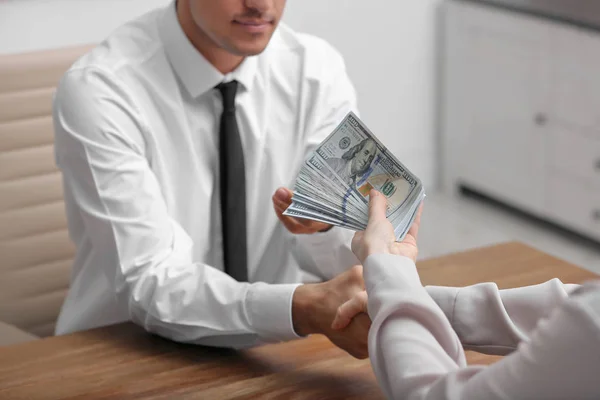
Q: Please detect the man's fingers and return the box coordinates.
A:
[272,187,332,233]
[281,216,309,233]
[272,199,288,218]
[273,199,329,231]
[273,195,314,227]
[276,211,326,234]
[368,190,387,222]
[273,202,309,233]
[273,198,305,225]
[291,213,322,228]
[272,197,291,213]
[272,188,293,218]
[331,303,354,330]
[331,291,368,330]
[343,312,371,359]
[277,211,316,234]
[273,187,293,206]
[277,208,321,232]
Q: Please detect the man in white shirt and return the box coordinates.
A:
[53,0,370,358]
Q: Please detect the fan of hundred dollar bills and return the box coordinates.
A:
[284,112,425,241]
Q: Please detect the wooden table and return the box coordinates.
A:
[0,242,596,399]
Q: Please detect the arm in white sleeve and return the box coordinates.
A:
[291,41,360,280]
[53,67,299,348]
[365,254,600,399]
[426,279,580,355]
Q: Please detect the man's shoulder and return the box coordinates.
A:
[267,23,347,79]
[54,7,167,134]
[67,8,165,79]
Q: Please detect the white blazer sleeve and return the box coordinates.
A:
[364,254,600,400]
[426,279,580,355]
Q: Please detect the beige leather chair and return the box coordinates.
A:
[0,45,92,346]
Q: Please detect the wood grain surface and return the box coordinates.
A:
[0,242,596,399]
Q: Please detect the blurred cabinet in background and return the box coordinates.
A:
[441,0,600,241]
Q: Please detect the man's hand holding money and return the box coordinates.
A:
[272,187,332,233]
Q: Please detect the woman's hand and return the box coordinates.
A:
[332,190,423,331]
[351,190,422,264]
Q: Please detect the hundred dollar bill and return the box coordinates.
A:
[304,154,369,217]
[283,111,425,241]
[314,112,421,218]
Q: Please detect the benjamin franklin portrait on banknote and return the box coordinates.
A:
[324,138,378,187]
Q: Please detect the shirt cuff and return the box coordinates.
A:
[425,286,461,325]
[246,282,302,342]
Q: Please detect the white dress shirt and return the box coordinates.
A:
[365,254,600,399]
[52,1,359,347]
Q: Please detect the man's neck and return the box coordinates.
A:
[176,3,244,74]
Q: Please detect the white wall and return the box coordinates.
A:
[284,0,442,188]
[0,0,441,186]
[0,0,170,54]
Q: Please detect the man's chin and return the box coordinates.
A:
[226,37,273,57]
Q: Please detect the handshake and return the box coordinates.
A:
[275,187,422,359]
[291,264,372,359]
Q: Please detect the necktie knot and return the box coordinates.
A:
[217,80,238,113]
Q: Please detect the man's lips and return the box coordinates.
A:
[233,19,273,33]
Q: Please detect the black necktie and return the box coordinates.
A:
[217,81,248,282]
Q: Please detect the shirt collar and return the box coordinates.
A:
[159,1,258,98]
